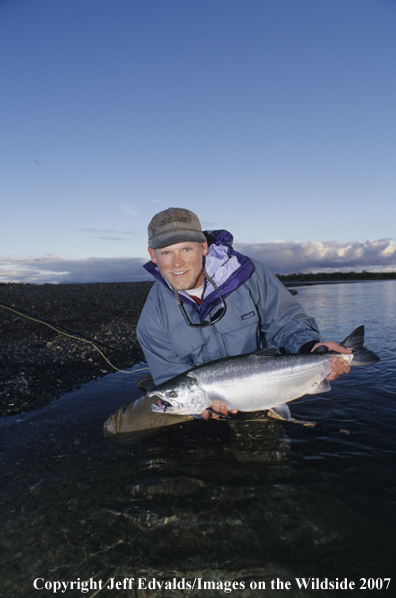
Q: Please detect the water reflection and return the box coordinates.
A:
[1,282,396,597]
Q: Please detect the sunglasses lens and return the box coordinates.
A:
[176,270,227,328]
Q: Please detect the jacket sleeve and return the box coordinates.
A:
[248,260,322,354]
[136,288,192,385]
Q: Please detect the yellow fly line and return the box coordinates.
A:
[0,302,149,375]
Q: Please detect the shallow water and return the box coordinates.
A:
[1,281,395,597]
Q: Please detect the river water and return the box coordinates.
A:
[1,281,395,597]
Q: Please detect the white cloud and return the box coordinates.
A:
[118,204,138,216]
[234,238,396,274]
[1,238,395,284]
[81,228,136,236]
[0,255,149,284]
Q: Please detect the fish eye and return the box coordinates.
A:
[165,390,177,398]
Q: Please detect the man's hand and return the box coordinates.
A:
[312,341,352,381]
[202,399,238,420]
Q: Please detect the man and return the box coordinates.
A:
[137,207,350,419]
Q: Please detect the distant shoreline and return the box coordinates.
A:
[2,271,395,288]
[283,279,395,287]
[277,271,396,285]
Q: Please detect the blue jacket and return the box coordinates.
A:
[137,230,321,385]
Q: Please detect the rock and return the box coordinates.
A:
[0,282,153,417]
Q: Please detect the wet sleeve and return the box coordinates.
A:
[136,294,191,386]
[299,339,319,354]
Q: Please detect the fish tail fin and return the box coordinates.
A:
[341,326,381,365]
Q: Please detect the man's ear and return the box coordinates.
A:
[148,247,157,264]
[201,241,208,256]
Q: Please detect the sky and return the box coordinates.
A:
[1,0,396,283]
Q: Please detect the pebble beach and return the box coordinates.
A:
[0,282,153,417]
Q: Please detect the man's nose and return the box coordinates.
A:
[172,252,184,267]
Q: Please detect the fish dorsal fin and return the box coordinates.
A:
[252,347,281,357]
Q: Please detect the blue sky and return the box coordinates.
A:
[1,0,396,283]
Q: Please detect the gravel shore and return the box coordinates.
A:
[0,282,153,417]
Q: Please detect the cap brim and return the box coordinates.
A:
[149,230,206,249]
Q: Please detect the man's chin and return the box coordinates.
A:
[170,280,193,291]
[167,275,193,291]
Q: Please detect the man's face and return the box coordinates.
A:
[148,241,208,291]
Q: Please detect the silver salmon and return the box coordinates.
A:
[148,326,380,419]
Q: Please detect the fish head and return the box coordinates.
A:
[148,374,209,415]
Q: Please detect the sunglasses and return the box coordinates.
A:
[173,270,227,328]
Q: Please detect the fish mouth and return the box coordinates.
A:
[150,398,175,413]
[147,389,178,413]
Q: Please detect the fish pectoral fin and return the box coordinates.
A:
[267,404,291,421]
[307,379,332,395]
[268,406,317,428]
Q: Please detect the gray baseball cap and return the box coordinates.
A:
[148,207,206,249]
